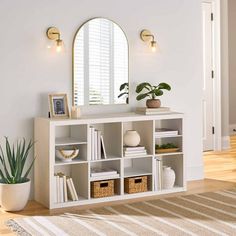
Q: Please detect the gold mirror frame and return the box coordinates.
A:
[72,17,129,106]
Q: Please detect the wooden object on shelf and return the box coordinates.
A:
[156,148,180,154]
[124,176,148,194]
[91,180,114,198]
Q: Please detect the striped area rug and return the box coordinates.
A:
[7,189,236,236]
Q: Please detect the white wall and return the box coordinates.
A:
[228,0,236,130]
[0,0,204,197]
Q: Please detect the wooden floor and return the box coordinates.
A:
[1,137,236,235]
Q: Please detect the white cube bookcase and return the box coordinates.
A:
[34,112,186,209]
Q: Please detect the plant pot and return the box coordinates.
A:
[146,99,161,108]
[0,180,30,211]
[124,130,141,147]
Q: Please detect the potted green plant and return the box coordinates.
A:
[136,82,171,108]
[0,137,35,211]
[118,82,129,104]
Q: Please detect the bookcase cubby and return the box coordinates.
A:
[35,112,186,209]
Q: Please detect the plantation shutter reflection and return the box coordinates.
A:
[73,18,128,106]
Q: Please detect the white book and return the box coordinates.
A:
[63,175,68,202]
[88,127,92,161]
[91,127,95,160]
[59,177,64,203]
[94,130,98,160]
[124,152,147,157]
[101,135,107,159]
[90,174,120,181]
[56,175,60,203]
[53,175,57,203]
[136,107,170,112]
[66,178,76,201]
[124,146,145,151]
[97,130,102,160]
[91,171,118,177]
[70,178,79,201]
[124,150,147,154]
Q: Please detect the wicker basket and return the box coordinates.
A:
[124,176,148,194]
[91,180,114,198]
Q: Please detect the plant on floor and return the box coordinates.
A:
[0,137,35,184]
[136,82,171,108]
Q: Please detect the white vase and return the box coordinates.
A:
[124,130,141,147]
[0,180,31,211]
[163,166,175,189]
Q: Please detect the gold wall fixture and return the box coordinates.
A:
[140,29,157,52]
[46,27,65,53]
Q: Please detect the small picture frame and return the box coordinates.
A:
[49,93,70,119]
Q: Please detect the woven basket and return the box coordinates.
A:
[124,176,148,194]
[91,180,114,198]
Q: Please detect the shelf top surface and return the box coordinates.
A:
[36,112,184,125]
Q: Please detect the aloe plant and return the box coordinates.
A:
[136,82,171,101]
[0,137,35,184]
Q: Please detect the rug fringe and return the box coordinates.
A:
[6,219,31,236]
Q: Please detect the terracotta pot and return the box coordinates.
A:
[146,99,161,108]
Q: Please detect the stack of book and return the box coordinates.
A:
[136,107,171,115]
[155,128,178,138]
[123,146,147,157]
[90,168,119,181]
[53,173,79,203]
[89,127,107,161]
[154,158,163,191]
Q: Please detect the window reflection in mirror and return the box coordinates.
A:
[73,18,129,106]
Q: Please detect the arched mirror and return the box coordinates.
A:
[73,18,129,106]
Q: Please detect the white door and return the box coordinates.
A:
[202,2,214,151]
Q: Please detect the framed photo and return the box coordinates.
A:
[49,93,70,119]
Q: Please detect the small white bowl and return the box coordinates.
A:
[56,148,79,162]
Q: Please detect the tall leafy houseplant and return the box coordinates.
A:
[136,82,171,108]
[0,137,35,211]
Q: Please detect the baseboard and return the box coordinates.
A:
[229,124,236,135]
[187,166,204,181]
[222,136,231,150]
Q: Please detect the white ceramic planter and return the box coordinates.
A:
[0,180,30,211]
[163,166,176,189]
[124,130,141,147]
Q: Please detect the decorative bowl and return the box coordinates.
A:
[56,147,79,162]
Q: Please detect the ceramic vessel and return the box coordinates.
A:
[0,180,30,211]
[124,130,141,147]
[162,166,175,189]
[146,99,161,108]
[56,147,79,162]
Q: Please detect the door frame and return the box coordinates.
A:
[202,0,222,151]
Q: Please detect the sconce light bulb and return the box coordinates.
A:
[151,40,157,52]
[55,39,64,53]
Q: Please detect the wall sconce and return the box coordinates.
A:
[46,27,65,53]
[140,29,157,52]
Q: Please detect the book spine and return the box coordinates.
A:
[88,127,92,161]
[70,178,79,201]
[63,175,68,202]
[59,177,64,203]
[66,178,75,201]
[101,135,107,159]
[91,127,95,161]
[97,130,101,160]
[94,130,98,161]
[56,175,60,203]
[53,175,57,203]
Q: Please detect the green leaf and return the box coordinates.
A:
[119,83,128,91]
[136,82,152,93]
[136,93,151,101]
[158,83,171,91]
[22,157,35,181]
[154,89,164,97]
[118,92,128,98]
